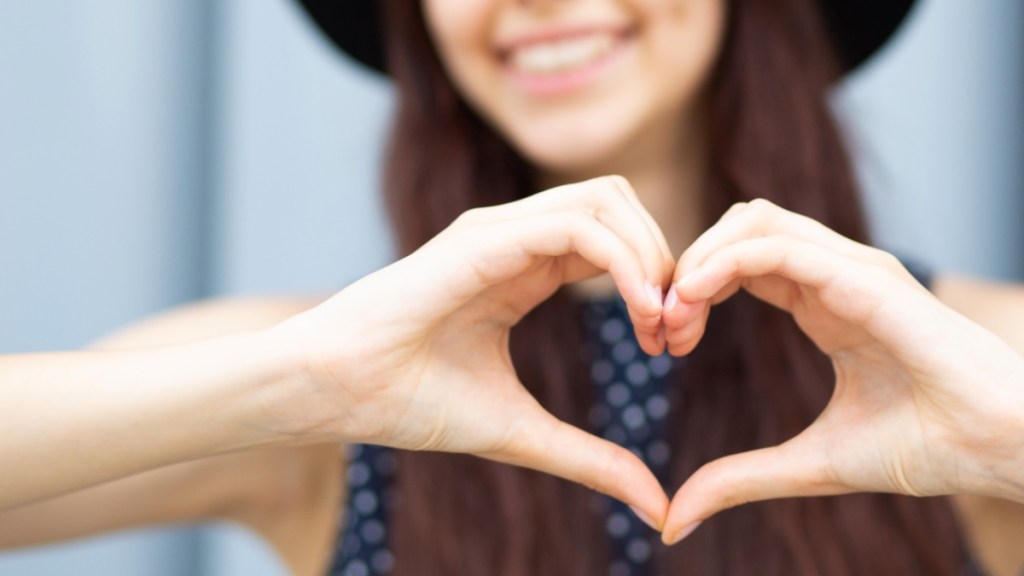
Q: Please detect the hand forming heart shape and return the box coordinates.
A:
[658,199,1024,544]
[272,176,674,529]
[269,177,1024,543]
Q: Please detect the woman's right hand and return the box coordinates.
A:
[266,176,674,527]
[659,200,1024,543]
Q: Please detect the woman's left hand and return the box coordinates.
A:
[266,176,674,526]
[658,200,1024,544]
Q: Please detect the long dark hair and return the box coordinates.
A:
[381,0,968,574]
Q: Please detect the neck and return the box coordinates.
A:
[538,108,708,296]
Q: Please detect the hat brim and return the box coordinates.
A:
[296,0,386,73]
[295,0,916,76]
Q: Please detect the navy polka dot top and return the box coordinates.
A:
[328,262,996,576]
[329,295,682,576]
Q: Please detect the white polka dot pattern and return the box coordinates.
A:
[582,296,683,576]
[330,296,682,575]
[332,444,398,575]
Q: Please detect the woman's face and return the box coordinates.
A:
[422,0,727,175]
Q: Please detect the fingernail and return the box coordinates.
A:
[644,281,662,309]
[667,521,702,545]
[628,505,660,531]
[663,286,679,312]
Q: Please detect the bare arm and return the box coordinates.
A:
[0,299,312,509]
[1,178,677,532]
[0,298,344,576]
[935,276,1024,576]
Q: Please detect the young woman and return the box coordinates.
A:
[303,0,1024,574]
[3,0,1024,575]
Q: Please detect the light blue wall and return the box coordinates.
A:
[838,0,1024,279]
[0,0,1020,574]
[0,0,213,574]
[0,0,391,573]
[0,0,214,353]
[210,0,394,297]
[201,0,392,573]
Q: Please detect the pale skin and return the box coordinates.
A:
[656,202,1024,550]
[0,178,678,571]
[0,299,346,576]
[4,200,1023,576]
[5,0,1024,574]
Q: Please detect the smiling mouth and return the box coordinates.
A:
[500,28,634,77]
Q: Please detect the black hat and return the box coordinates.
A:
[296,0,916,75]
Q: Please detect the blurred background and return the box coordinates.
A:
[0,0,1021,574]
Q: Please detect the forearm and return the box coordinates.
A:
[0,444,330,552]
[0,451,249,549]
[0,330,302,510]
[934,275,1024,503]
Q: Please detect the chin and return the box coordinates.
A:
[512,130,628,178]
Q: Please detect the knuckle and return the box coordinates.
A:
[567,208,597,229]
[560,181,605,213]
[549,181,577,198]
[872,248,903,270]
[746,198,779,223]
[596,448,634,487]
[747,198,776,211]
[454,207,486,226]
[699,462,748,511]
[725,201,749,215]
[594,180,622,207]
[607,175,637,199]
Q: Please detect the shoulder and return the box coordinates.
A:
[933,274,1024,351]
[93,296,324,350]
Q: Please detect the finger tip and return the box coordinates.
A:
[643,280,664,313]
[662,520,703,546]
[663,298,703,326]
[673,276,706,303]
[638,343,654,356]
[662,491,703,544]
[637,336,662,357]
[665,335,697,357]
[602,448,670,531]
[662,283,679,311]
[628,505,662,532]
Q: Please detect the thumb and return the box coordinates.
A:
[661,440,844,544]
[486,411,669,532]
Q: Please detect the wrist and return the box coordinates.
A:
[212,327,331,449]
[246,314,362,446]
[134,329,313,456]
[954,381,1024,503]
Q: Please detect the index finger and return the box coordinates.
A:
[484,409,670,532]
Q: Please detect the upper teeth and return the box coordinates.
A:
[509,34,616,75]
